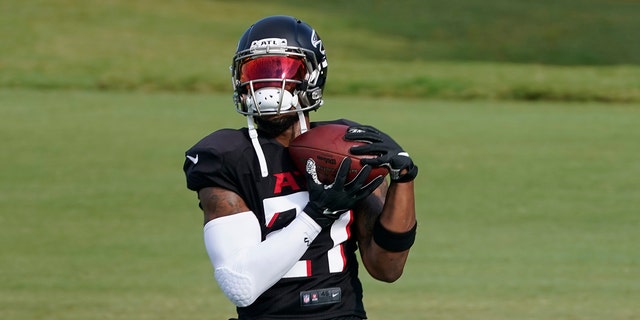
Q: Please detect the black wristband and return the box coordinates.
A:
[373,218,417,252]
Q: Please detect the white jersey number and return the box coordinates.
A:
[262,192,352,278]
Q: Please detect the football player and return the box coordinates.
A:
[183,15,419,320]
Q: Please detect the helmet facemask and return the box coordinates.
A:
[232,42,323,117]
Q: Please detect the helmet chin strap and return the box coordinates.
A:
[297,109,308,134]
[246,92,308,179]
[247,115,269,178]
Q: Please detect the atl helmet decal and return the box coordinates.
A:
[310,30,325,55]
[250,38,288,52]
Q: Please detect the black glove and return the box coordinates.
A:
[345,125,418,183]
[303,157,384,228]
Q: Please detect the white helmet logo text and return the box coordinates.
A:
[250,38,287,52]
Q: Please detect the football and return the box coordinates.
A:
[288,124,388,184]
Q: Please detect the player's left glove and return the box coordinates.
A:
[345,125,418,183]
[303,157,384,228]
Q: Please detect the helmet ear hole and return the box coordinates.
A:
[309,88,323,101]
[298,87,322,109]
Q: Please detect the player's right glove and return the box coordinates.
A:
[303,157,384,228]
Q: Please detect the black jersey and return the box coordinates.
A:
[183,119,367,320]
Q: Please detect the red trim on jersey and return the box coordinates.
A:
[306,260,312,276]
[345,210,354,239]
[341,210,355,271]
[340,244,347,271]
[267,212,280,228]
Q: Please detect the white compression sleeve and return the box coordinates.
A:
[203,211,321,307]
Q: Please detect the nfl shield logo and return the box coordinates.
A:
[303,294,310,304]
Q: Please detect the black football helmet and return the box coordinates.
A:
[231,16,328,116]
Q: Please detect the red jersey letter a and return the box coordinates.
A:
[273,172,301,194]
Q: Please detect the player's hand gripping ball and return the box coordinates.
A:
[288,124,388,184]
[345,125,418,183]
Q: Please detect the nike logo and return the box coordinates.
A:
[186,154,199,164]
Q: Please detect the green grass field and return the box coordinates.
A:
[2,0,640,319]
[1,89,639,319]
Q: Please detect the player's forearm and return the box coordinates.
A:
[379,181,416,232]
[362,181,417,282]
[204,211,321,307]
[363,246,411,282]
